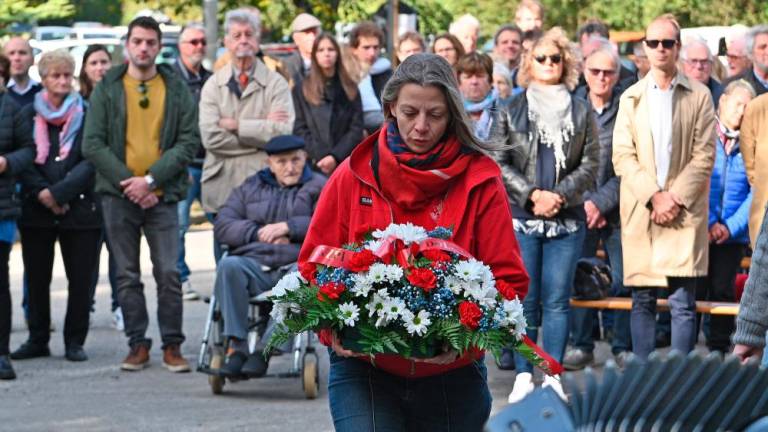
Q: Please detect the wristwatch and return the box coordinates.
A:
[144,174,156,191]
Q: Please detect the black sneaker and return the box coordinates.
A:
[219,351,247,377]
[0,355,16,380]
[10,342,50,360]
[242,351,269,377]
[65,345,88,362]
[496,348,516,371]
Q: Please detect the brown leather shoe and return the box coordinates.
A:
[121,345,149,371]
[162,345,190,373]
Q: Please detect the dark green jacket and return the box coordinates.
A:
[82,63,198,202]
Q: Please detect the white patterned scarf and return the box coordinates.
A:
[526,82,574,182]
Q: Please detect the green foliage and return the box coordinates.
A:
[0,0,75,32]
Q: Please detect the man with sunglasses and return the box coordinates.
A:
[724,25,768,96]
[83,16,199,373]
[613,15,716,361]
[174,23,212,302]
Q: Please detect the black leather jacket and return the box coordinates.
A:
[493,91,599,212]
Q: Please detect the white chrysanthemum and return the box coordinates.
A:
[366,291,388,318]
[270,272,302,297]
[338,302,360,327]
[372,223,428,244]
[270,302,297,324]
[502,298,527,337]
[478,286,499,308]
[367,263,389,284]
[402,309,431,336]
[443,276,465,295]
[364,239,384,252]
[384,265,404,282]
[454,259,485,281]
[349,273,373,297]
[383,298,406,320]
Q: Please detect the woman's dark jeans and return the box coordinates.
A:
[514,223,586,373]
[328,352,492,431]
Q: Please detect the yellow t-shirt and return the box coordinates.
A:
[123,73,166,180]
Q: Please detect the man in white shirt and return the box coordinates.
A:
[3,37,41,107]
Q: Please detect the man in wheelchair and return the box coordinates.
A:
[212,135,326,377]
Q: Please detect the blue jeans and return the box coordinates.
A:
[514,223,586,373]
[177,166,202,283]
[570,225,631,354]
[328,353,492,431]
[631,278,699,360]
[763,332,768,367]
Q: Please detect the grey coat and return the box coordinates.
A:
[214,166,326,268]
[494,91,600,211]
[733,204,768,348]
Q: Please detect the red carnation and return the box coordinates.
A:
[422,249,451,263]
[317,282,346,302]
[299,262,317,284]
[348,249,378,272]
[407,267,438,292]
[458,301,483,329]
[497,280,518,301]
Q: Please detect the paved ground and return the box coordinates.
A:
[0,228,621,431]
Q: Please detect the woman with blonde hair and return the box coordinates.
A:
[495,28,599,402]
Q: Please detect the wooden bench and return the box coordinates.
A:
[570,297,740,316]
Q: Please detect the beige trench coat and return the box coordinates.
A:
[612,74,716,287]
[199,60,295,213]
[738,92,768,248]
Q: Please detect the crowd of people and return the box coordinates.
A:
[1,0,768,429]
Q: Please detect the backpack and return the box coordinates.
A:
[571,257,613,300]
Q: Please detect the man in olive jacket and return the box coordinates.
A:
[82,17,198,373]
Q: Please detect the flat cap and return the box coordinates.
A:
[291,13,321,33]
[265,135,306,155]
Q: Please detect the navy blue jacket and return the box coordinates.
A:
[709,135,752,244]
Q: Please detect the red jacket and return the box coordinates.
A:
[299,132,529,378]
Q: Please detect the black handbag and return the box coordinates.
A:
[571,257,613,300]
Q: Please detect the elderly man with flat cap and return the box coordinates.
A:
[282,13,322,85]
[212,135,326,378]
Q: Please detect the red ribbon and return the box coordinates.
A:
[522,335,565,376]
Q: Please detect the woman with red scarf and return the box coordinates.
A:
[299,53,529,431]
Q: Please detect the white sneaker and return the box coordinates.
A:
[182,281,200,301]
[111,307,125,332]
[542,374,568,401]
[508,372,535,404]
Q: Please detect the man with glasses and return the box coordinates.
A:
[613,15,716,361]
[83,16,198,373]
[565,40,632,370]
[174,23,212,302]
[681,38,723,106]
[725,33,751,78]
[724,25,768,95]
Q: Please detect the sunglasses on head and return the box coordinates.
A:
[138,82,149,109]
[645,39,678,49]
[184,38,207,47]
[534,53,562,65]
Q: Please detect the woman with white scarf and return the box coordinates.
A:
[10,50,101,365]
[494,28,599,402]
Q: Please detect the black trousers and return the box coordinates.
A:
[0,240,11,355]
[20,226,100,348]
[696,243,745,352]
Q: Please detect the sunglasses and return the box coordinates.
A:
[644,39,678,49]
[184,38,207,47]
[138,82,149,109]
[587,68,616,77]
[534,53,562,65]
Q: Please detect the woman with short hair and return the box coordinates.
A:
[10,50,101,364]
[431,33,466,67]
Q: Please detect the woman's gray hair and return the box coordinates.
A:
[380,53,501,154]
[224,8,261,36]
[746,25,768,60]
[38,49,75,78]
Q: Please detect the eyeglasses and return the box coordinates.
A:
[183,38,207,47]
[587,68,617,77]
[644,39,678,50]
[684,58,711,66]
[534,53,562,64]
[138,82,149,109]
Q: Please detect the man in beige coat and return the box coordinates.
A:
[739,91,768,248]
[199,8,294,234]
[613,15,716,360]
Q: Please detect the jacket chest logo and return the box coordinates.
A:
[360,196,373,206]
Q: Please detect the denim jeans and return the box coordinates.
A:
[514,222,586,373]
[206,212,224,264]
[177,166,202,283]
[764,333,768,368]
[570,225,631,354]
[328,353,492,431]
[631,278,699,360]
[101,195,184,349]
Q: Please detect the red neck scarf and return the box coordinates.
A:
[374,123,474,209]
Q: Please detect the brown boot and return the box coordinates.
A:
[121,345,150,371]
[162,345,190,373]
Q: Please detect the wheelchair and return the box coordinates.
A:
[196,286,320,398]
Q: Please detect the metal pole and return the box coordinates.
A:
[388,0,399,64]
[203,0,218,64]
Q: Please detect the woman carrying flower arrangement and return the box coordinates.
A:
[296,53,530,431]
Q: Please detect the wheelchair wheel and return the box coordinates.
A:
[209,353,225,395]
[302,353,319,399]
